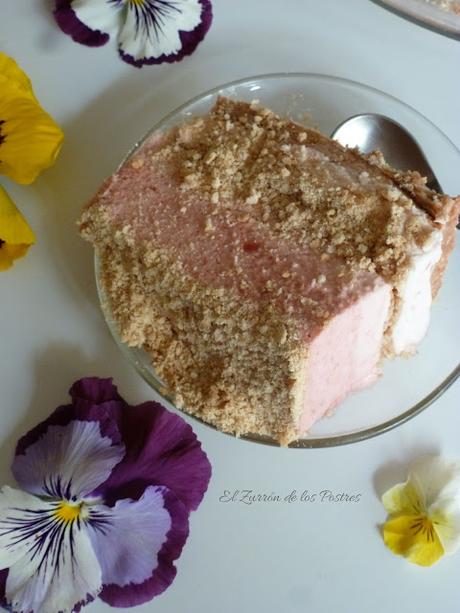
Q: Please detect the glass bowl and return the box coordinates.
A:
[95,73,460,448]
[371,0,460,39]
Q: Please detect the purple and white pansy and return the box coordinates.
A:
[54,0,213,67]
[0,377,212,612]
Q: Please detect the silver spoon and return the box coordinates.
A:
[331,113,443,193]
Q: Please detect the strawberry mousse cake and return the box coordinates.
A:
[80,97,459,444]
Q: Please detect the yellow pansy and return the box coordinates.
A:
[382,455,460,567]
[0,52,63,184]
[0,185,35,271]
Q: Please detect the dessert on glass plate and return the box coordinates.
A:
[80,96,459,445]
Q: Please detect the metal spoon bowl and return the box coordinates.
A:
[331,113,443,193]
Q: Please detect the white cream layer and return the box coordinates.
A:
[392,228,443,354]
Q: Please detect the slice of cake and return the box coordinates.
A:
[80,98,459,444]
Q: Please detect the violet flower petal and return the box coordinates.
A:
[54,0,112,47]
[15,377,124,457]
[118,0,213,68]
[95,400,212,513]
[12,420,125,500]
[0,569,7,610]
[88,485,189,607]
[69,376,123,405]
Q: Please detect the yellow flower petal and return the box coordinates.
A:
[383,514,445,566]
[430,500,460,554]
[0,80,63,184]
[409,455,460,509]
[0,243,30,271]
[0,52,35,97]
[382,480,425,516]
[0,185,35,270]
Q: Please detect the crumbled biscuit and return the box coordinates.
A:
[131,158,144,169]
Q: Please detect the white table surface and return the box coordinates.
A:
[1,1,460,612]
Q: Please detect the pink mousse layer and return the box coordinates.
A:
[100,136,386,337]
[299,283,392,432]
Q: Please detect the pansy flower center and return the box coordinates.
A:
[410,515,437,541]
[0,119,5,145]
[54,501,84,523]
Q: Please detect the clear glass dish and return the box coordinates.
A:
[371,0,460,39]
[95,73,460,448]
